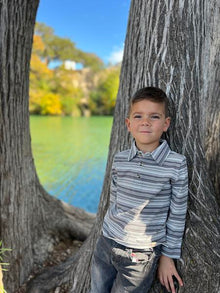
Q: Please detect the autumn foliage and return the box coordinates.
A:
[29,23,120,116]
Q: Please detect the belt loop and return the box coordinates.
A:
[125,247,132,253]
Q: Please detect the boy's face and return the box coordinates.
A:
[125,100,170,153]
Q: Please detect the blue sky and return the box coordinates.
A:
[36,0,131,64]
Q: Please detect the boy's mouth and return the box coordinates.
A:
[140,130,152,133]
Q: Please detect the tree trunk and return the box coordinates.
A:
[0,2,95,292]
[0,0,220,293]
[203,0,220,202]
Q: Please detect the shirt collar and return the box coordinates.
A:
[128,139,170,166]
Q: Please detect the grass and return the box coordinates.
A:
[0,241,11,293]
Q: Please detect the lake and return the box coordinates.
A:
[30,116,113,213]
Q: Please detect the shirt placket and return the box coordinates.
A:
[136,151,150,180]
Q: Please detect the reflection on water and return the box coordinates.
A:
[30,116,113,213]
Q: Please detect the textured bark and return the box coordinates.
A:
[203,1,220,202]
[0,0,220,292]
[0,1,40,291]
[0,2,95,292]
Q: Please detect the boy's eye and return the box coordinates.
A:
[132,114,162,120]
[134,115,142,119]
[150,115,161,120]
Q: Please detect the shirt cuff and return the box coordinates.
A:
[161,245,181,259]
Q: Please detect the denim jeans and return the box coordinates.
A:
[90,234,162,293]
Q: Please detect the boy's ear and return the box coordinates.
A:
[125,118,131,131]
[163,117,171,132]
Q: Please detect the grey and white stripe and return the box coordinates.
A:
[103,140,188,259]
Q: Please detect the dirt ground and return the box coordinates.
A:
[16,239,83,293]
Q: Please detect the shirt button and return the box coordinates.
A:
[139,161,143,166]
[137,174,141,178]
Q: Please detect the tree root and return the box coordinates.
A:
[25,232,97,293]
[15,188,97,293]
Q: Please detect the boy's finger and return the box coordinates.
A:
[168,276,176,293]
[174,272,183,287]
[163,278,170,292]
[159,276,165,286]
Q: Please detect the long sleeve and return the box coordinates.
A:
[109,158,117,206]
[161,157,188,259]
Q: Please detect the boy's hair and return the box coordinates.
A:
[128,87,169,117]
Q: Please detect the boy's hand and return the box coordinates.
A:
[158,255,183,293]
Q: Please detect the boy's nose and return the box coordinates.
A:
[141,117,151,125]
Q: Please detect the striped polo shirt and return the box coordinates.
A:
[102,140,188,259]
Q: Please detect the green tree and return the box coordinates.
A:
[53,67,83,116]
[90,66,120,115]
[35,22,103,70]
[77,51,104,71]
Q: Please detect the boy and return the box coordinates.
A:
[90,87,188,293]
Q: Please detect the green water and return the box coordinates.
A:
[30,115,113,213]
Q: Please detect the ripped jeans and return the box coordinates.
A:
[90,234,162,293]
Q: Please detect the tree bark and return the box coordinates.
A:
[0,3,95,292]
[0,0,220,292]
[203,0,220,202]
